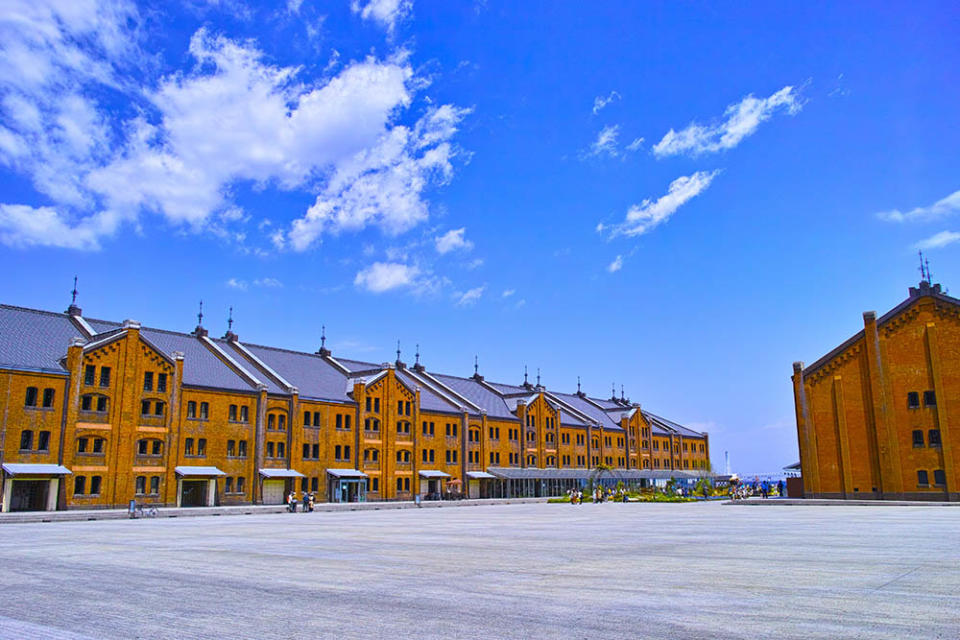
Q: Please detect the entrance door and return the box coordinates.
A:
[262,479,285,505]
[181,480,207,507]
[10,480,48,511]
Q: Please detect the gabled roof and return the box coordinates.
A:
[395,370,463,414]
[803,282,960,376]
[429,373,518,420]
[140,328,257,393]
[0,305,80,374]
[239,342,353,403]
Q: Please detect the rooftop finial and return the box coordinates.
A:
[197,300,204,327]
[612,382,616,398]
[192,300,208,337]
[66,276,82,316]
[621,384,625,402]
[577,376,581,394]
[537,367,541,387]
[415,344,420,365]
[316,325,331,357]
[926,258,932,284]
[524,365,528,385]
[227,306,234,331]
[474,355,479,376]
[396,339,402,363]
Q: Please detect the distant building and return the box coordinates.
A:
[0,291,709,512]
[792,279,957,501]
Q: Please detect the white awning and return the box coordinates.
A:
[326,468,367,478]
[466,471,497,479]
[175,466,226,477]
[2,463,72,476]
[418,470,451,479]
[259,469,306,478]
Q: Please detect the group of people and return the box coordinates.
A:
[286,491,315,513]
[567,487,630,504]
[728,479,785,500]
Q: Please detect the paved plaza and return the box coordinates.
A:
[0,501,957,639]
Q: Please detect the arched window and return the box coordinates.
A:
[24,387,38,407]
[80,394,109,413]
[364,448,379,463]
[527,455,536,466]
[396,449,410,463]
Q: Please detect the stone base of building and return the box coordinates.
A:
[805,491,960,502]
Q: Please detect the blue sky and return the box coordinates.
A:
[1,1,958,473]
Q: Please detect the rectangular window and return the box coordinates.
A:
[90,476,102,495]
[397,400,404,414]
[37,430,50,451]
[24,387,38,407]
[344,445,350,459]
[77,437,88,453]
[225,477,234,493]
[42,388,55,408]
[929,429,942,447]
[143,371,153,391]
[238,440,247,457]
[237,477,246,493]
[335,445,342,460]
[157,373,167,393]
[907,391,920,408]
[912,430,924,447]
[138,439,148,455]
[344,415,351,430]
[240,406,248,422]
[141,400,151,416]
[313,412,321,427]
[268,414,275,430]
[230,405,238,421]
[99,367,111,388]
[267,442,275,458]
[74,476,86,495]
[84,364,96,386]
[135,476,146,494]
[277,442,285,458]
[184,438,194,456]
[336,414,343,429]
[187,401,197,418]
[933,469,946,487]
[96,396,108,412]
[153,401,164,417]
[150,476,160,494]
[19,430,32,450]
[92,438,104,453]
[311,477,318,492]
[374,398,380,413]
[917,470,929,486]
[303,411,311,427]
[312,444,319,459]
[924,390,937,407]
[227,440,236,457]
[278,414,286,431]
[152,440,162,455]
[303,443,310,459]
[199,402,209,419]
[197,439,207,456]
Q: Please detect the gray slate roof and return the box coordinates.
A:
[0,305,80,374]
[241,343,352,402]
[207,338,286,395]
[552,393,623,430]
[395,370,462,414]
[429,374,518,420]
[140,328,256,393]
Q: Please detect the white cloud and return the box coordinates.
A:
[454,285,485,306]
[607,170,719,238]
[351,0,412,34]
[652,86,803,157]
[0,5,468,252]
[254,277,283,287]
[502,289,515,298]
[464,257,484,270]
[226,278,248,290]
[514,298,526,308]
[354,261,420,293]
[625,137,644,152]
[435,227,473,254]
[592,90,621,115]
[287,0,304,12]
[587,125,620,158]
[607,255,623,272]
[285,103,471,251]
[877,189,960,223]
[0,204,101,249]
[914,231,960,250]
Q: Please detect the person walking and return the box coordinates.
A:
[777,479,785,498]
[287,491,297,513]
